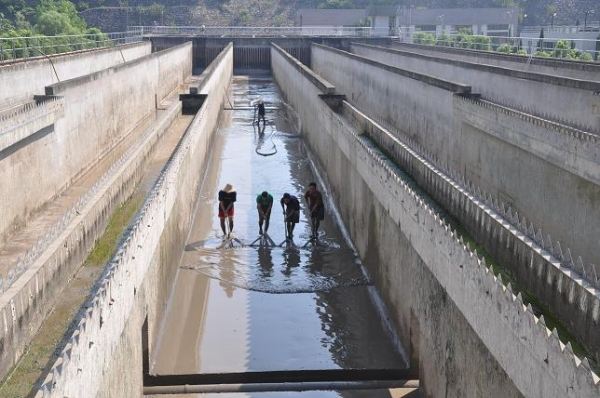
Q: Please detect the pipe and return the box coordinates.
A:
[143,380,419,395]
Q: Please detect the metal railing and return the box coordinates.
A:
[134,25,394,37]
[520,23,600,34]
[0,29,144,62]
[398,32,600,62]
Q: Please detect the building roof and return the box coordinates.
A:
[296,9,367,26]
[397,7,519,26]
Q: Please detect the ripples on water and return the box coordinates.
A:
[182,238,369,294]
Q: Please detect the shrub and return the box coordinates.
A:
[413,32,435,45]
[497,43,512,53]
[471,35,491,51]
[436,33,452,46]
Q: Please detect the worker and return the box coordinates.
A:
[304,182,324,239]
[218,183,236,237]
[256,190,274,235]
[254,97,266,127]
[280,193,300,240]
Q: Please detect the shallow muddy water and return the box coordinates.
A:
[151,75,405,378]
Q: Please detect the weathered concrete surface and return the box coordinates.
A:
[0,98,64,153]
[0,42,151,109]
[0,42,191,248]
[350,43,600,132]
[0,88,183,383]
[34,44,233,398]
[272,44,600,397]
[311,43,600,270]
[390,42,600,82]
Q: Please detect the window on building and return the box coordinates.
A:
[487,24,509,31]
[454,25,473,34]
[415,25,437,32]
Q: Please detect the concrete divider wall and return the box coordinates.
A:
[272,43,519,397]
[0,97,182,383]
[311,43,600,268]
[359,101,600,361]
[36,43,233,398]
[350,43,600,132]
[272,43,600,398]
[0,42,191,246]
[391,42,600,81]
[0,42,151,109]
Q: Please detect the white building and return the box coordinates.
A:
[368,6,519,38]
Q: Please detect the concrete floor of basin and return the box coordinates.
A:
[151,75,406,376]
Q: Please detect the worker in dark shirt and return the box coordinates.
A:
[254,97,266,127]
[256,191,274,235]
[218,183,237,237]
[304,182,325,239]
[280,193,300,240]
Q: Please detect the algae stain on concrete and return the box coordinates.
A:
[0,193,144,398]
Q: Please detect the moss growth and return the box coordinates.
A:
[85,193,143,267]
[0,193,143,397]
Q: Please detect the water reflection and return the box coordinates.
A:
[153,75,405,376]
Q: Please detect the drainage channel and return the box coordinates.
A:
[148,74,414,397]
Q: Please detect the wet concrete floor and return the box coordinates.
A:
[151,75,406,385]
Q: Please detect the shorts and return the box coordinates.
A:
[286,212,299,224]
[311,206,325,221]
[218,207,234,218]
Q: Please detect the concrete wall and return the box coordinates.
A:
[311,43,600,269]
[0,82,183,384]
[271,44,600,398]
[35,43,233,398]
[389,42,600,81]
[0,42,151,109]
[0,42,191,247]
[350,43,600,133]
[147,36,393,70]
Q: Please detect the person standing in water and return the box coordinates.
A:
[280,193,300,240]
[304,182,324,239]
[218,184,237,237]
[255,98,266,127]
[256,191,273,235]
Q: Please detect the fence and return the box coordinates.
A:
[134,25,392,37]
[398,31,600,62]
[0,29,143,62]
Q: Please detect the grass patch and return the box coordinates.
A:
[0,193,144,397]
[85,193,144,267]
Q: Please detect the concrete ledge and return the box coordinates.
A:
[354,42,600,91]
[351,42,600,133]
[0,98,64,153]
[0,41,151,109]
[0,97,182,382]
[454,95,600,186]
[393,41,600,75]
[45,42,192,95]
[272,43,335,94]
[312,43,471,94]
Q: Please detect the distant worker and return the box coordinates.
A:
[304,182,324,239]
[253,97,266,127]
[280,193,300,240]
[218,184,237,237]
[256,191,274,235]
